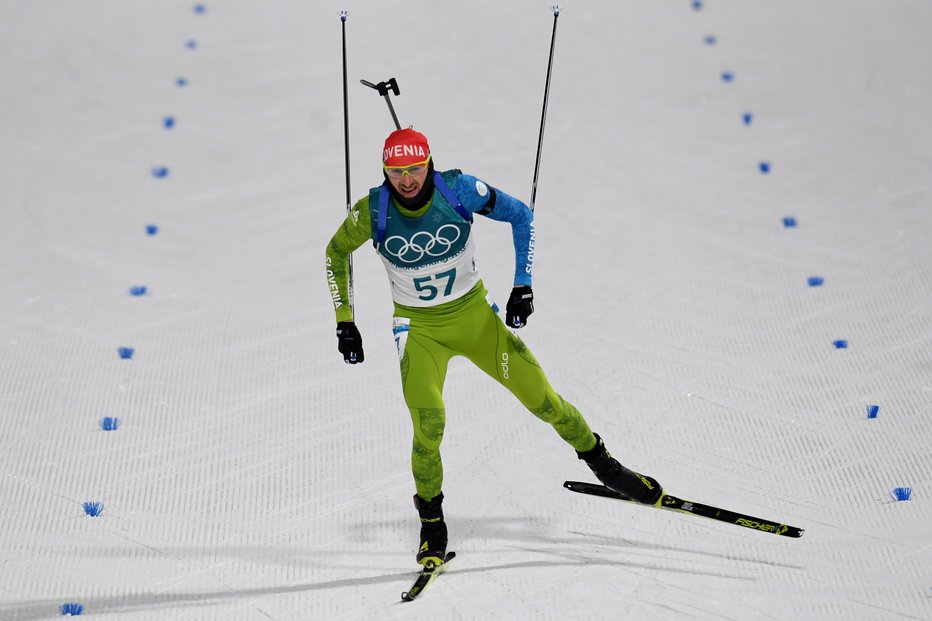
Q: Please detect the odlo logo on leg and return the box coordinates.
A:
[500,352,510,379]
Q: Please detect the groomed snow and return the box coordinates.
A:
[1,1,930,619]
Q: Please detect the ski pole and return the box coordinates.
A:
[529,5,561,213]
[361,77,402,130]
[340,10,354,314]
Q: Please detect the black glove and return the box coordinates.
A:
[336,321,364,364]
[505,286,534,328]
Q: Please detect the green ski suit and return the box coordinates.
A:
[325,169,597,501]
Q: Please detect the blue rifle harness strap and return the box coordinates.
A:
[433,172,473,223]
[376,181,390,245]
[376,172,473,245]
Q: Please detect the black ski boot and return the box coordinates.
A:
[577,433,663,505]
[413,492,447,567]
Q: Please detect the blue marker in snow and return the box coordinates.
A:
[759,161,771,174]
[146,224,159,236]
[194,3,207,13]
[832,340,848,349]
[807,276,824,287]
[82,501,104,517]
[118,347,135,360]
[163,116,176,129]
[721,71,734,82]
[129,286,147,296]
[891,487,911,501]
[99,417,120,431]
[152,166,169,179]
[782,217,797,228]
[176,77,188,87]
[60,603,84,616]
[867,405,879,419]
[186,39,198,50]
[742,112,753,125]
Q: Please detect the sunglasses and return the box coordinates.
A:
[383,156,431,179]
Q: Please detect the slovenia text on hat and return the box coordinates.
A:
[383,128,430,166]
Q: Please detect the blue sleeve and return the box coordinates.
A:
[452,173,534,287]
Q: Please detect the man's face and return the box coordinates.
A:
[385,159,430,200]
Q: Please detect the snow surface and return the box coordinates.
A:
[2,0,931,619]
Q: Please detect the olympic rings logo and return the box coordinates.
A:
[383,224,462,264]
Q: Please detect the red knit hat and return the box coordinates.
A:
[382,128,430,166]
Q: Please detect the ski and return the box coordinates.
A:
[400,551,456,601]
[564,481,804,538]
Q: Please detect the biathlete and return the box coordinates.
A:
[325,127,662,566]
